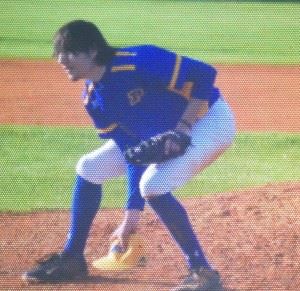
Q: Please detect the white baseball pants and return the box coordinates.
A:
[76,98,236,199]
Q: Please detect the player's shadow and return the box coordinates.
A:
[82,275,175,288]
[81,276,237,291]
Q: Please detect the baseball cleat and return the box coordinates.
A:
[22,252,88,283]
[92,234,146,271]
[172,267,224,291]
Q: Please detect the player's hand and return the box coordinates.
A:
[110,224,134,251]
[110,210,141,251]
[164,137,183,156]
[125,130,191,165]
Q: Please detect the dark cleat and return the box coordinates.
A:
[22,252,88,283]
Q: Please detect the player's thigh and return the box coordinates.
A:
[140,98,235,197]
[76,139,126,184]
[140,139,225,197]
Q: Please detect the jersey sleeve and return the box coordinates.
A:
[136,45,217,101]
[136,45,176,87]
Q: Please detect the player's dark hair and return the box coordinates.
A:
[53,20,116,65]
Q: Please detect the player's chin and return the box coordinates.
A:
[67,73,80,82]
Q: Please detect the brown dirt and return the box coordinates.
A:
[0,60,299,290]
[1,61,299,132]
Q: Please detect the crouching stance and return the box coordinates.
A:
[23,20,235,291]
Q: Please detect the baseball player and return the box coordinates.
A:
[23,20,235,291]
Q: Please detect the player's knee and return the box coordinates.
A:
[76,154,98,183]
[139,174,163,200]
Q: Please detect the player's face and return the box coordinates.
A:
[57,50,97,81]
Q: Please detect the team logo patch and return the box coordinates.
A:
[127,88,144,106]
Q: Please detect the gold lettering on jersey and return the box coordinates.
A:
[83,83,94,105]
[127,88,144,106]
[168,55,194,100]
[111,65,136,72]
[115,51,137,57]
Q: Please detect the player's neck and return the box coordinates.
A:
[88,65,106,83]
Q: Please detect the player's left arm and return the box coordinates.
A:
[138,46,216,133]
[175,98,208,135]
[172,56,217,134]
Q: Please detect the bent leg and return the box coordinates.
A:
[140,99,235,270]
[76,139,126,184]
[140,98,235,198]
[147,192,211,269]
[65,140,126,257]
[64,176,103,257]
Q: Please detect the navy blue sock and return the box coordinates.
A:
[148,192,211,270]
[64,175,102,258]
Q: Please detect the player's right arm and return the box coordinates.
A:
[110,209,141,250]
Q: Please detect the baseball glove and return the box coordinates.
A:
[124,130,191,165]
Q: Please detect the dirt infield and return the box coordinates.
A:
[0,61,299,290]
[1,61,299,132]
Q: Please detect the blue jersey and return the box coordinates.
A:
[82,45,220,150]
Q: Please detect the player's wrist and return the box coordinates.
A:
[124,210,141,229]
[175,119,193,135]
[179,119,193,129]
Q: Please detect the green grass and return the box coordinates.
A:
[0,1,299,212]
[1,125,299,212]
[0,1,299,64]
